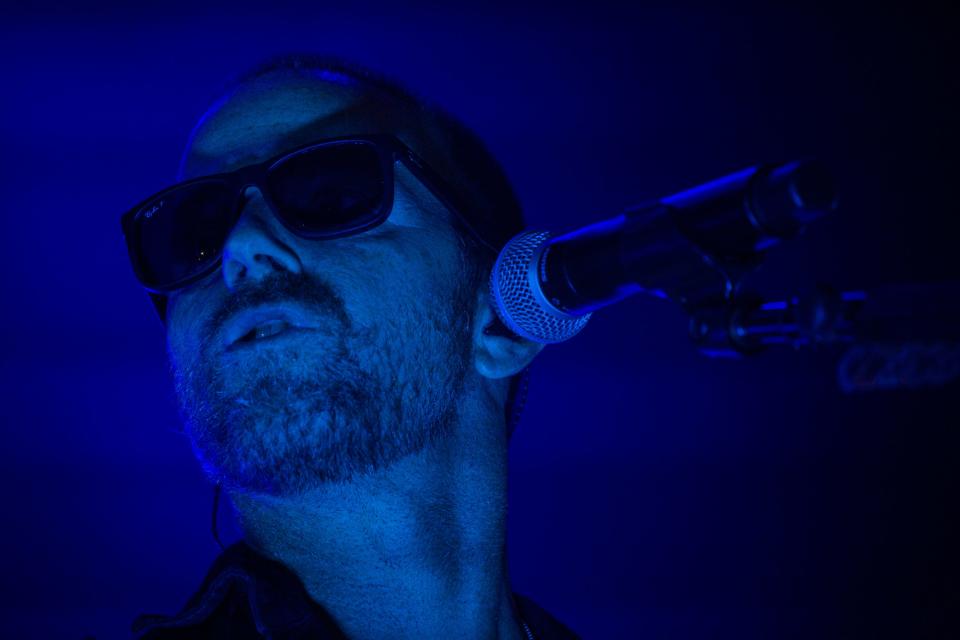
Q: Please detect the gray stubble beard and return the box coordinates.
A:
[171,299,472,498]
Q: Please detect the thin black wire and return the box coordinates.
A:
[211,482,226,551]
[507,365,532,439]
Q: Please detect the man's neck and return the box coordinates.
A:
[230,409,524,640]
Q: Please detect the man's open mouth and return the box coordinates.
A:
[237,320,292,344]
[224,305,320,351]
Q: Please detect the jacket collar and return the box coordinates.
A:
[132,539,577,639]
[132,540,345,639]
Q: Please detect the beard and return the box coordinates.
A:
[168,269,473,497]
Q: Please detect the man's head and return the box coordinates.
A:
[158,56,541,497]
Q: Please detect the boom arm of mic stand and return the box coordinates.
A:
[689,282,960,357]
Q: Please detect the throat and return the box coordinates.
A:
[231,429,516,639]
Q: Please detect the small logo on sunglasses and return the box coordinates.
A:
[142,201,164,219]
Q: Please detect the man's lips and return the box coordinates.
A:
[223,304,321,351]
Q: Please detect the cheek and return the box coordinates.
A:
[165,290,213,365]
[389,244,460,322]
[310,230,462,326]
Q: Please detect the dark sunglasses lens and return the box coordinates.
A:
[266,142,386,235]
[131,180,234,289]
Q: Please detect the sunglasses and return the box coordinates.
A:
[121,134,494,294]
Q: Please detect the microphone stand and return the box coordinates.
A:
[579,159,960,391]
[688,282,960,391]
[511,158,960,390]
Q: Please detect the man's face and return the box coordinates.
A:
[165,74,478,497]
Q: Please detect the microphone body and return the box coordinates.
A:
[491,160,836,344]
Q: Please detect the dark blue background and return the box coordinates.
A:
[2,1,958,638]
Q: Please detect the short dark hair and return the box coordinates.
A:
[169,54,531,435]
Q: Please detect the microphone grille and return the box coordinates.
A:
[490,230,591,344]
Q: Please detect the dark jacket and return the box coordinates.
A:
[132,541,579,639]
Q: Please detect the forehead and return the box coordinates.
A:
[180,73,393,178]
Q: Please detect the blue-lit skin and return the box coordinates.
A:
[164,71,543,639]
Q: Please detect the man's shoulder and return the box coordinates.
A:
[132,541,579,639]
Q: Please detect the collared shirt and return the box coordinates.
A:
[132,541,579,639]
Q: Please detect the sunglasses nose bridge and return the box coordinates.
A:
[219,181,304,290]
[229,160,271,206]
[232,177,274,218]
[214,175,280,246]
[239,181,262,201]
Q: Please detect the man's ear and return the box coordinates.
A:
[472,286,545,379]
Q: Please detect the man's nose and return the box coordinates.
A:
[221,186,303,290]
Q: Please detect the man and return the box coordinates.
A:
[122,55,578,639]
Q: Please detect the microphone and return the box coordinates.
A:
[490,160,837,344]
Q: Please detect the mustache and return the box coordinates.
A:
[205,270,351,341]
